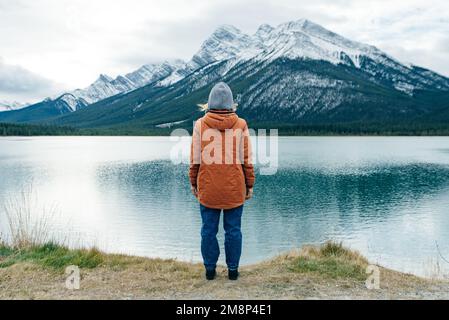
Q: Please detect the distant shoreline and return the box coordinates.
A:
[3,135,449,138]
[3,122,449,137]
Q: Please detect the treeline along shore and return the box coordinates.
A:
[3,122,449,136]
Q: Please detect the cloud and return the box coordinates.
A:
[0,57,64,102]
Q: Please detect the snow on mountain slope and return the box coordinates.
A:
[57,93,86,112]
[251,20,374,66]
[70,59,186,105]
[72,74,128,105]
[173,19,449,94]
[170,19,386,74]
[73,19,399,102]
[157,25,254,87]
[16,59,187,115]
[0,101,29,112]
[190,25,253,69]
[126,60,185,87]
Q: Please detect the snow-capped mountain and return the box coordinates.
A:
[252,19,381,65]
[168,19,449,94]
[67,18,448,104]
[71,74,131,106]
[0,100,29,112]
[2,19,449,127]
[70,59,186,106]
[67,59,186,106]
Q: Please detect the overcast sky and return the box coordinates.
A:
[1,0,448,103]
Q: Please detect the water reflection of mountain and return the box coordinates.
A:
[249,163,449,252]
[96,161,449,224]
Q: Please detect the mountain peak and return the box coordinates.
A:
[257,23,274,31]
[96,74,113,83]
[58,92,75,98]
[57,93,84,112]
[213,24,242,36]
[277,19,314,31]
[190,24,252,69]
[255,23,274,39]
[207,24,250,44]
[161,59,185,69]
[274,19,342,38]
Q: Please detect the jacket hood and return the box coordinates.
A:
[203,111,239,131]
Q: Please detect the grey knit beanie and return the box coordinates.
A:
[207,82,234,110]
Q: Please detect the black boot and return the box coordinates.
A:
[228,269,239,280]
[205,269,216,280]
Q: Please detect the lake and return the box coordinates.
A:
[1,136,449,277]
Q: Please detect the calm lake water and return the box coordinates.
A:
[1,136,449,277]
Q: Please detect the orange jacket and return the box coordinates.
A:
[189,110,255,209]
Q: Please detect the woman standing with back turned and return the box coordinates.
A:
[189,82,255,281]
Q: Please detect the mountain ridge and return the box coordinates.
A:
[1,19,448,129]
[0,100,29,112]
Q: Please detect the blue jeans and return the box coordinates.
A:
[200,204,243,271]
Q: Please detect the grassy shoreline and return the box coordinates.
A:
[1,188,448,299]
[1,242,448,300]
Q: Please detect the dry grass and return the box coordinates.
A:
[2,185,58,249]
[1,242,448,300]
[1,188,448,299]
